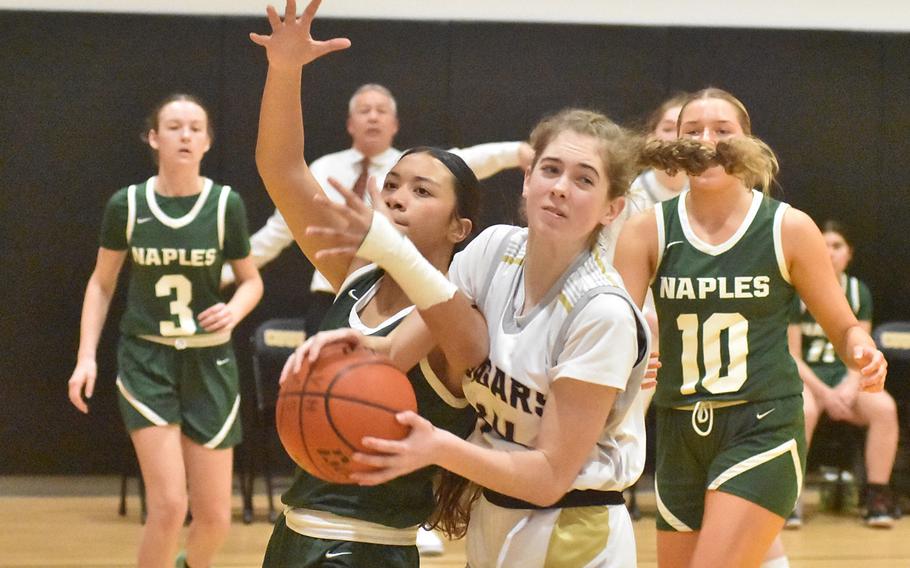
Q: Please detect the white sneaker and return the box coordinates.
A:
[416,527,445,556]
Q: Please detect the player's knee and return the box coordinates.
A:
[149,493,189,530]
[870,392,898,424]
[191,501,232,533]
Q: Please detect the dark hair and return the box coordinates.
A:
[822,220,852,247]
[425,471,481,539]
[399,146,482,231]
[141,93,214,163]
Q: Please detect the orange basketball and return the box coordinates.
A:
[276,342,417,484]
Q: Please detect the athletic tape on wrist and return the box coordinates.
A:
[356,213,457,310]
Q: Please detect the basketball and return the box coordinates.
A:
[276,342,417,484]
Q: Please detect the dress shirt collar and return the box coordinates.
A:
[350,146,401,170]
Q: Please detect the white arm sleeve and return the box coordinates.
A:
[356,214,457,310]
[448,142,522,181]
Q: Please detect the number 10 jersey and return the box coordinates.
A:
[651,190,801,408]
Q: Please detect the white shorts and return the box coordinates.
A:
[466,495,636,568]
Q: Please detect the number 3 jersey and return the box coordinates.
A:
[651,190,800,408]
[99,177,251,338]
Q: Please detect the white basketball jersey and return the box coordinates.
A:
[449,225,650,491]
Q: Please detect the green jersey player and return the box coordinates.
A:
[788,220,898,528]
[67,94,263,568]
[615,88,888,568]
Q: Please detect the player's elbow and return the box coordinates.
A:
[254,149,281,186]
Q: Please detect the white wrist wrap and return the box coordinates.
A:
[356,213,458,310]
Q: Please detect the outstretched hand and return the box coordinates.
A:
[250,0,351,71]
[307,176,398,260]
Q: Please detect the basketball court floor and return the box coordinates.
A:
[2,475,907,567]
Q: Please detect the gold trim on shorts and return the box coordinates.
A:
[138,332,231,350]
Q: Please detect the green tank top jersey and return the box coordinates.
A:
[99,177,251,338]
[651,190,801,408]
[281,266,476,528]
[791,273,872,384]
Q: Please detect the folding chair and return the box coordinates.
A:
[873,321,910,400]
[241,318,307,523]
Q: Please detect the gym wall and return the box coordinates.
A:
[1,10,907,473]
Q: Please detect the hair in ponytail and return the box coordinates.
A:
[424,470,482,540]
[640,136,778,194]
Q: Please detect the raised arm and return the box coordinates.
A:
[306,182,489,377]
[249,0,352,291]
[449,142,534,180]
[783,208,886,392]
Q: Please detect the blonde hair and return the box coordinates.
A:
[679,87,752,135]
[640,136,779,194]
[645,88,778,194]
[529,108,640,201]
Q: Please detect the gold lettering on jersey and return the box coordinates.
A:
[144,248,161,266]
[659,276,771,300]
[162,248,179,265]
[469,359,546,444]
[131,247,218,267]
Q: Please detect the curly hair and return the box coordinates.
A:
[640,136,779,194]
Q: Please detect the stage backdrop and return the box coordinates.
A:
[1,10,907,474]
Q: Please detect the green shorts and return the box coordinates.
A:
[116,335,242,449]
[263,513,419,568]
[654,395,806,531]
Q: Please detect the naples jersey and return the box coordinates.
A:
[449,225,650,492]
[282,265,476,529]
[792,273,872,385]
[100,177,251,338]
[651,190,801,408]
